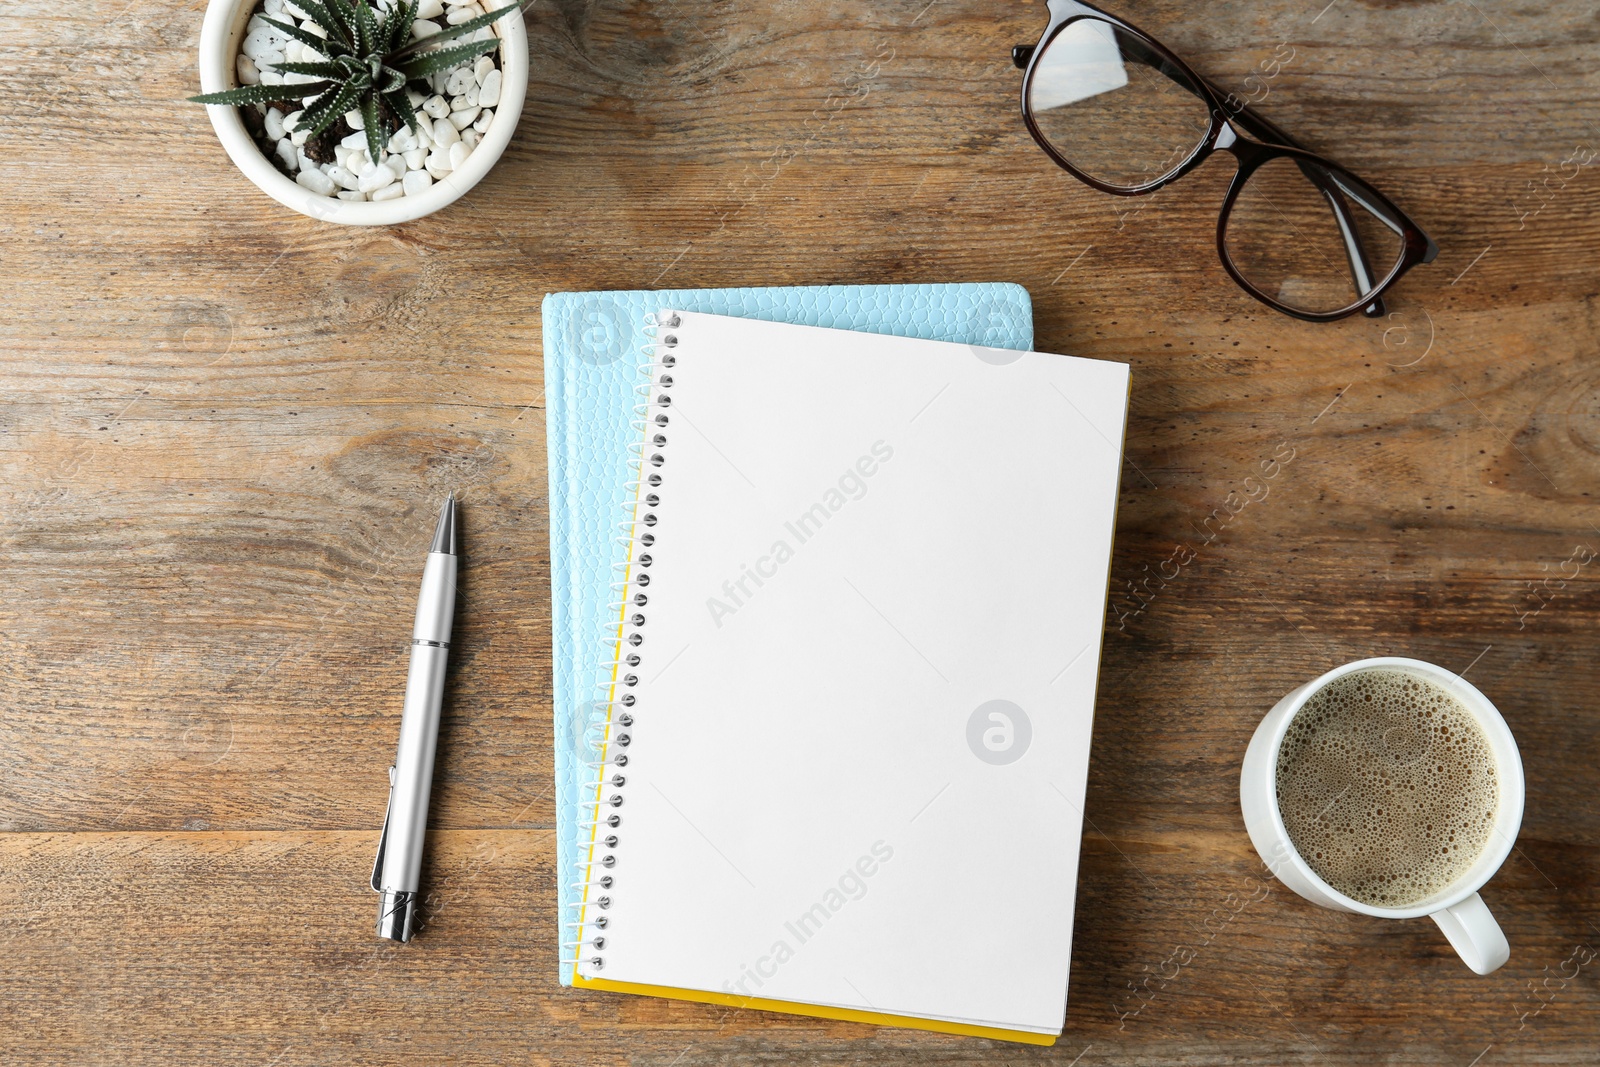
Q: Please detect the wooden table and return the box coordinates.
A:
[3,0,1597,1063]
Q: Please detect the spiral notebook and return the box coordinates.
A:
[545,283,1035,985]
[567,310,1129,1044]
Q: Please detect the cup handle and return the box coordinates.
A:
[1430,892,1509,974]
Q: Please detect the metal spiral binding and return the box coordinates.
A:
[567,310,680,975]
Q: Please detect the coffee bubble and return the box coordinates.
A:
[1275,668,1498,907]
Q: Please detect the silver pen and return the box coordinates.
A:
[371,493,459,942]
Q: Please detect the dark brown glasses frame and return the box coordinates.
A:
[1014,0,1439,322]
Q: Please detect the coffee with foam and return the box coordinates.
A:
[1275,668,1499,908]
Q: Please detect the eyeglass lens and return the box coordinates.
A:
[1026,18,1212,191]
[1224,157,1407,315]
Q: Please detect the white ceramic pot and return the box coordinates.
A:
[195,0,527,225]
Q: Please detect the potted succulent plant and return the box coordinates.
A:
[193,0,527,224]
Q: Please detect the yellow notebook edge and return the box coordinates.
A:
[573,974,1059,1046]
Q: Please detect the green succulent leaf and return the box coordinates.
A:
[255,16,336,59]
[393,3,516,59]
[381,87,420,136]
[326,0,363,45]
[303,78,363,137]
[396,37,500,81]
[294,82,343,135]
[360,93,385,165]
[354,0,380,56]
[294,0,354,50]
[376,0,406,55]
[263,60,349,80]
[189,80,334,106]
[389,0,420,50]
[379,63,407,94]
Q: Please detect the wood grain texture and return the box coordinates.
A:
[2,0,1598,1063]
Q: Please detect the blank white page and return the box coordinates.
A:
[578,311,1129,1034]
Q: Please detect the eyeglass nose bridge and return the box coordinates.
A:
[1011,44,1035,69]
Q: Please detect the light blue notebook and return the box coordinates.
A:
[542,283,1033,985]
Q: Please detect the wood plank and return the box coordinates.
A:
[0,830,1593,1064]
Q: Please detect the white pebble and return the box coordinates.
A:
[259,69,284,85]
[370,182,406,201]
[403,147,428,170]
[477,68,501,107]
[242,28,285,62]
[425,150,453,178]
[445,66,475,96]
[340,130,368,150]
[274,138,298,171]
[337,190,368,201]
[264,0,284,13]
[236,54,261,86]
[474,56,495,83]
[282,109,303,132]
[358,162,399,192]
[290,126,310,146]
[285,40,304,63]
[265,107,286,140]
[334,145,353,168]
[411,19,442,40]
[326,164,362,190]
[449,106,479,130]
[461,127,479,149]
[423,95,450,119]
[403,170,433,195]
[446,4,484,25]
[297,167,337,195]
[444,0,478,6]
[345,108,364,130]
[431,117,460,145]
[471,26,495,42]
[416,0,445,16]
[472,108,493,133]
[448,141,469,169]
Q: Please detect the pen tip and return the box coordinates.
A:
[431,493,459,555]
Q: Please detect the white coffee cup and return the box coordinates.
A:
[1240,656,1525,974]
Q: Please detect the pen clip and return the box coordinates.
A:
[371,765,396,893]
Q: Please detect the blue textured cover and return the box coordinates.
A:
[543,283,1033,984]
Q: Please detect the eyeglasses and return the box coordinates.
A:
[1013,0,1438,322]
